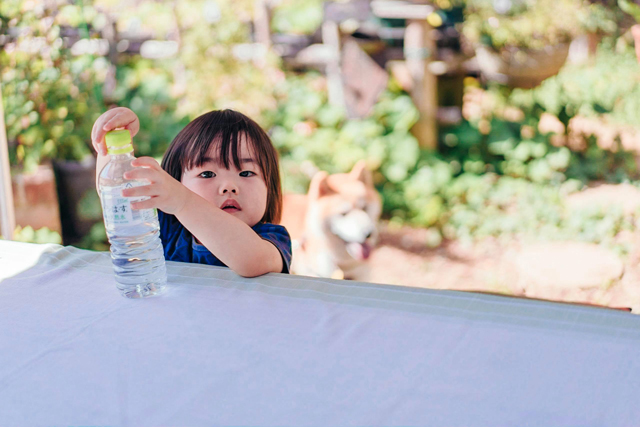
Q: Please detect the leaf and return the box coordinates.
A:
[619,0,640,22]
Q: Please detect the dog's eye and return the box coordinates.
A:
[338,203,351,216]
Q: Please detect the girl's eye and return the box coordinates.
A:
[199,171,215,178]
[239,171,255,177]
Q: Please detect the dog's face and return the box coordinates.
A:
[306,161,382,262]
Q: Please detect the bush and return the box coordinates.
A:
[272,68,640,255]
[270,72,421,194]
[511,48,640,128]
[462,0,617,51]
[11,225,62,244]
[0,1,106,171]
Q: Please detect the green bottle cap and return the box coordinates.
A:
[105,130,133,154]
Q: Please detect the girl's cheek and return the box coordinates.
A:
[180,178,200,194]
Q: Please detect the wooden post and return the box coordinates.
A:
[404,19,437,149]
[0,84,16,240]
[370,0,438,149]
[322,20,345,109]
[254,0,272,48]
[102,18,118,101]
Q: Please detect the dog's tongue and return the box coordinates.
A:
[346,242,372,260]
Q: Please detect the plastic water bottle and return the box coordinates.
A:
[99,129,167,298]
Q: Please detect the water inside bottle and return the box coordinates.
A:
[101,184,167,298]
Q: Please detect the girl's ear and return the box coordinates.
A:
[349,160,373,187]
[308,171,332,200]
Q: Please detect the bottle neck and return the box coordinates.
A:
[109,151,134,161]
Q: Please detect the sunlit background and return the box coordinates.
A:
[2,0,640,306]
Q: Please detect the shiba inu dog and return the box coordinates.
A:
[281,161,382,281]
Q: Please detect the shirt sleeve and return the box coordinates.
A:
[254,223,292,274]
[158,209,173,250]
[157,209,191,263]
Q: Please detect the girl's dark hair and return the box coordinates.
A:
[161,109,282,224]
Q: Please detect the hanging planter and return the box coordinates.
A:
[475,43,570,89]
[461,0,617,88]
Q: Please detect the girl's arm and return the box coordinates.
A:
[122,157,283,277]
[90,107,141,193]
[174,190,284,277]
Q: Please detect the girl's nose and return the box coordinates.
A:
[219,181,238,195]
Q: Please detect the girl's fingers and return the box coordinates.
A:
[103,111,137,133]
[92,108,139,156]
[92,139,107,156]
[130,197,159,211]
[121,183,156,198]
[95,111,120,135]
[131,157,161,168]
[123,167,160,182]
[91,121,98,145]
[123,168,156,183]
[91,119,109,155]
[94,116,123,156]
[101,113,126,134]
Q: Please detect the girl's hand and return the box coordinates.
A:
[121,157,192,216]
[91,107,140,156]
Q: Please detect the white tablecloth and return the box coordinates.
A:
[1,241,639,426]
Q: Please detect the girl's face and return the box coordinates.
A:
[181,136,268,227]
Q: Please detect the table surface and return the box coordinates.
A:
[1,240,639,426]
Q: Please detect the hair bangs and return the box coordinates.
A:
[185,115,262,174]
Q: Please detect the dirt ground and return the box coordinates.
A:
[367,221,640,313]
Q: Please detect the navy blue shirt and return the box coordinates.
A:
[158,210,292,274]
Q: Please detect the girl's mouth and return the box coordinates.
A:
[221,199,242,213]
[222,206,240,213]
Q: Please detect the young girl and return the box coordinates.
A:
[91,107,292,277]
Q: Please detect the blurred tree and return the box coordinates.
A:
[172,0,284,123]
[96,0,284,124]
[270,0,323,35]
[0,0,107,172]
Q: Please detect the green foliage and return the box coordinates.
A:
[510,49,640,128]
[11,225,62,244]
[0,0,106,171]
[271,67,640,254]
[76,222,109,251]
[169,0,283,123]
[271,0,323,35]
[619,0,640,22]
[462,0,618,50]
[111,59,190,158]
[402,167,638,255]
[439,119,579,183]
[270,73,421,193]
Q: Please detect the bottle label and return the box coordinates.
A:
[101,182,157,226]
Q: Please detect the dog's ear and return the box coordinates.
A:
[308,171,332,199]
[350,160,373,187]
